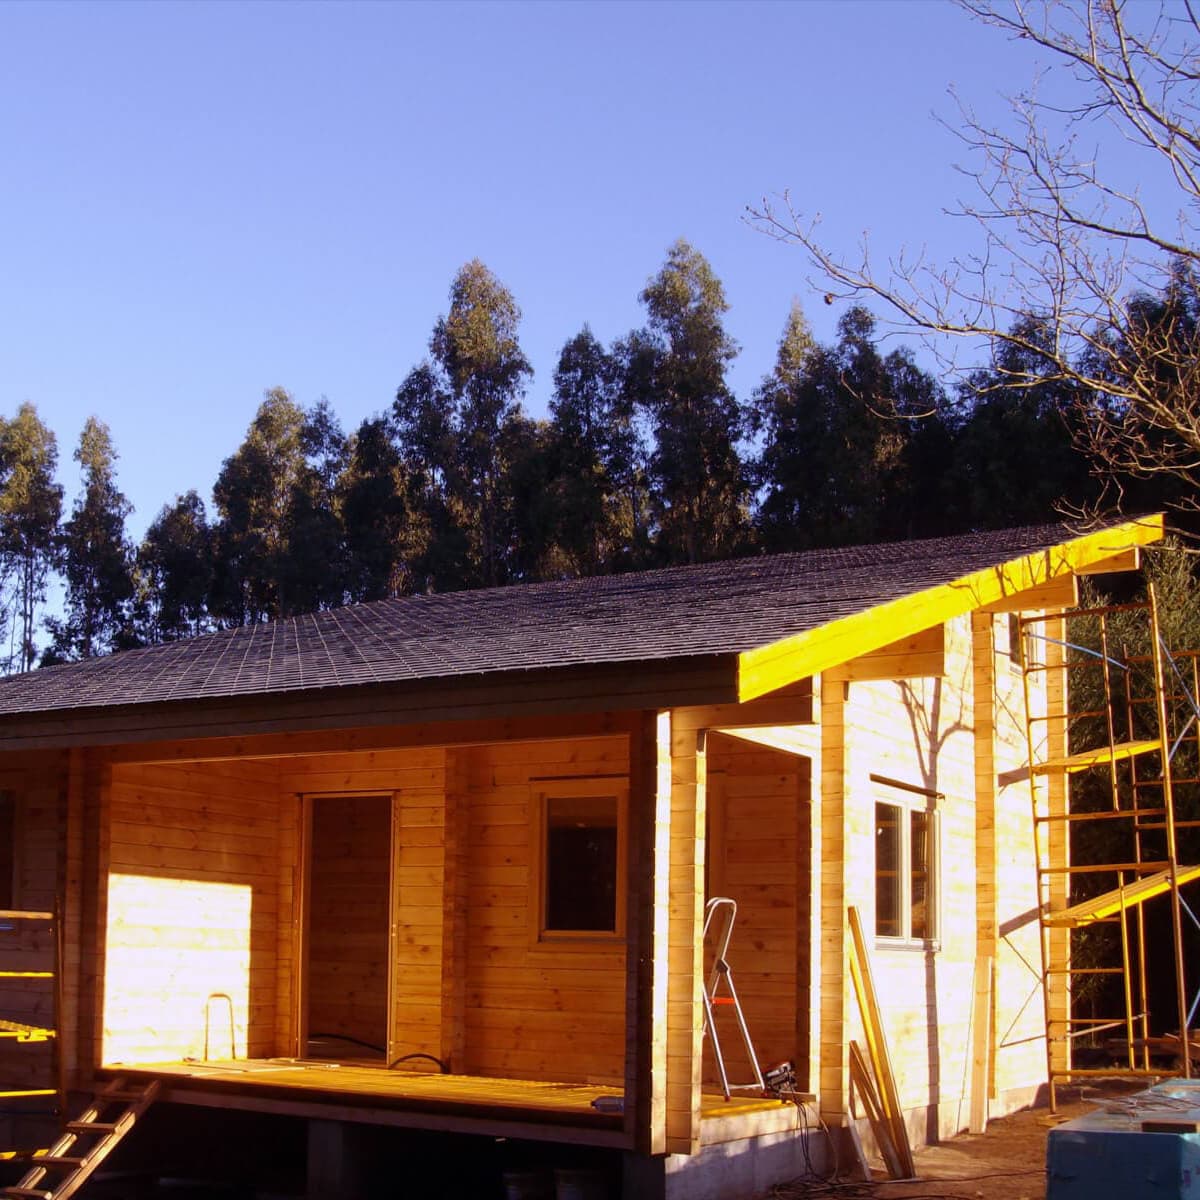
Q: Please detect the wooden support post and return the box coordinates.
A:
[663,712,706,1156]
[817,671,850,1124]
[971,613,999,1122]
[626,712,669,1155]
[76,752,111,1081]
[970,956,994,1134]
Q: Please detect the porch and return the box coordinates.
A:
[100,1060,811,1148]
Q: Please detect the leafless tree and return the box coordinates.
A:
[750,0,1200,503]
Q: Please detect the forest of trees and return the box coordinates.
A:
[0,236,1192,673]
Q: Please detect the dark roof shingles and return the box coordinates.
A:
[0,521,1124,717]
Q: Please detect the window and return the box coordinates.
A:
[1006,613,1043,669]
[874,779,938,944]
[536,779,626,940]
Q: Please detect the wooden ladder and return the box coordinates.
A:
[1,1077,160,1200]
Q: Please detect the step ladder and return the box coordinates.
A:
[1,1076,160,1200]
[702,896,765,1099]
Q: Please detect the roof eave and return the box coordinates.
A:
[737,514,1165,702]
[0,653,741,754]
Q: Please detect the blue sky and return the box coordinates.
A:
[2,1,1049,536]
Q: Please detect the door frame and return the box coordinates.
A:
[297,789,398,1062]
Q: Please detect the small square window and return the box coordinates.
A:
[536,780,626,940]
[875,791,938,944]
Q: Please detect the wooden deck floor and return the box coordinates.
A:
[104,1059,801,1147]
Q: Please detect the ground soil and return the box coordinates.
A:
[766,1083,1140,1200]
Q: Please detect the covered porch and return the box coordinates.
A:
[88,695,817,1156]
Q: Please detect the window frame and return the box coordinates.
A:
[533,777,628,945]
[872,775,940,950]
[1006,612,1043,671]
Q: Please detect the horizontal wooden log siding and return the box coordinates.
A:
[276,748,448,1068]
[706,734,808,1090]
[831,611,1054,1138]
[103,758,284,1065]
[461,735,630,1085]
[838,617,978,1138]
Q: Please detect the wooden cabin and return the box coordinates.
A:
[0,516,1162,1199]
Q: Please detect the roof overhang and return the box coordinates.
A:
[736,514,1164,701]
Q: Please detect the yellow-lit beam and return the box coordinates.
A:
[1076,548,1142,575]
[1046,863,1200,927]
[825,625,944,682]
[738,515,1163,702]
[979,575,1079,614]
[712,724,819,758]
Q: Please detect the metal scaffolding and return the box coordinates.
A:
[1019,585,1200,1109]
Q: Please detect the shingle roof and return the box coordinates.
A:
[0,520,1141,718]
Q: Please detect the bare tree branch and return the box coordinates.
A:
[748,0,1200,498]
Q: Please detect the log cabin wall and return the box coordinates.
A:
[836,615,981,1140]
[102,758,285,1065]
[460,735,629,1085]
[276,747,448,1068]
[705,733,809,1091]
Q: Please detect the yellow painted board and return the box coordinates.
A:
[738,516,1163,701]
[1032,739,1161,776]
[1045,864,1200,928]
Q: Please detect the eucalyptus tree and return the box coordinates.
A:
[340,414,423,602]
[754,305,949,551]
[543,326,643,575]
[0,403,61,671]
[393,259,532,589]
[625,240,749,564]
[44,417,136,661]
[138,490,214,642]
[211,387,308,625]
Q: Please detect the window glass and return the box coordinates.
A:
[910,810,930,940]
[875,802,902,938]
[874,787,937,943]
[544,794,618,933]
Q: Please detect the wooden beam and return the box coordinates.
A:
[1076,548,1141,575]
[712,724,819,758]
[825,626,945,683]
[105,711,640,767]
[979,574,1079,614]
[847,906,915,1179]
[0,658,739,754]
[738,515,1163,701]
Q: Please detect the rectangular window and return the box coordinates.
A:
[536,779,626,940]
[874,782,938,944]
[1007,612,1043,668]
